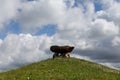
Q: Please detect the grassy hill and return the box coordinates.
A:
[0,58,120,80]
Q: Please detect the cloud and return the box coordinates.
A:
[17,0,66,33]
[112,36,120,46]
[96,0,120,26]
[89,19,119,38]
[0,34,53,71]
[0,0,20,30]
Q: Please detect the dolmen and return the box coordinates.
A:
[50,45,74,59]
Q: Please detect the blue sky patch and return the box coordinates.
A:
[35,24,57,36]
[0,20,21,39]
[94,1,102,12]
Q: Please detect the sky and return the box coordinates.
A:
[0,0,120,72]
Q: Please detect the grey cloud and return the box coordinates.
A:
[73,48,120,63]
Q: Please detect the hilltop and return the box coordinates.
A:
[0,58,120,80]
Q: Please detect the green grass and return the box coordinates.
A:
[0,58,120,80]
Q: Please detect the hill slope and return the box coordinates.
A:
[0,58,120,80]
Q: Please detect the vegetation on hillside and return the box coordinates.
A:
[0,58,120,80]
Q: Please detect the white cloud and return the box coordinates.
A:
[112,36,120,47]
[89,19,119,38]
[96,0,120,26]
[17,0,66,33]
[0,0,20,30]
[0,34,53,71]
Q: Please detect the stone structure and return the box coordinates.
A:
[50,45,74,59]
